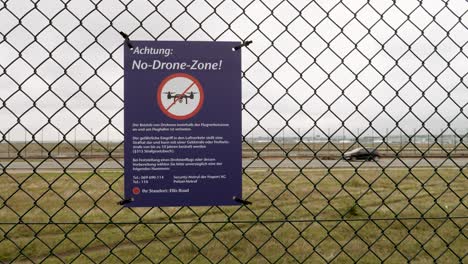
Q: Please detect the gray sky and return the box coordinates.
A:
[0,0,467,142]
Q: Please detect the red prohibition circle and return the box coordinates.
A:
[157,73,204,120]
[132,187,141,195]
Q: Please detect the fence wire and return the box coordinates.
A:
[0,0,467,263]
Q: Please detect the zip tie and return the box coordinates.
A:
[233,196,252,205]
[233,40,253,51]
[118,197,134,205]
[119,31,134,49]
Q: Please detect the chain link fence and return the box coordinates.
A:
[0,0,467,263]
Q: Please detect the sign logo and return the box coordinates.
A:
[132,187,141,195]
[157,73,204,120]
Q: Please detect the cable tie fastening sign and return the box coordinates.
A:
[119,31,134,49]
[233,196,252,205]
[118,197,134,205]
[233,40,252,51]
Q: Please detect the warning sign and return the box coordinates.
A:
[124,40,242,207]
[157,73,204,120]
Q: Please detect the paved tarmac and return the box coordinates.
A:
[0,157,466,173]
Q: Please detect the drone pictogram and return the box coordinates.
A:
[157,73,204,120]
[164,91,198,104]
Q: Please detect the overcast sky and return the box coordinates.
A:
[0,0,467,142]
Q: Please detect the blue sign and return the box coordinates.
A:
[124,41,242,207]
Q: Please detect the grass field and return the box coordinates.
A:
[1,141,467,160]
[0,168,466,263]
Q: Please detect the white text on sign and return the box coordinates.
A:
[132,59,223,71]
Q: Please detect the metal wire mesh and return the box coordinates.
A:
[0,0,467,262]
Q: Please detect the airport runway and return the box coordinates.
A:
[0,157,466,173]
